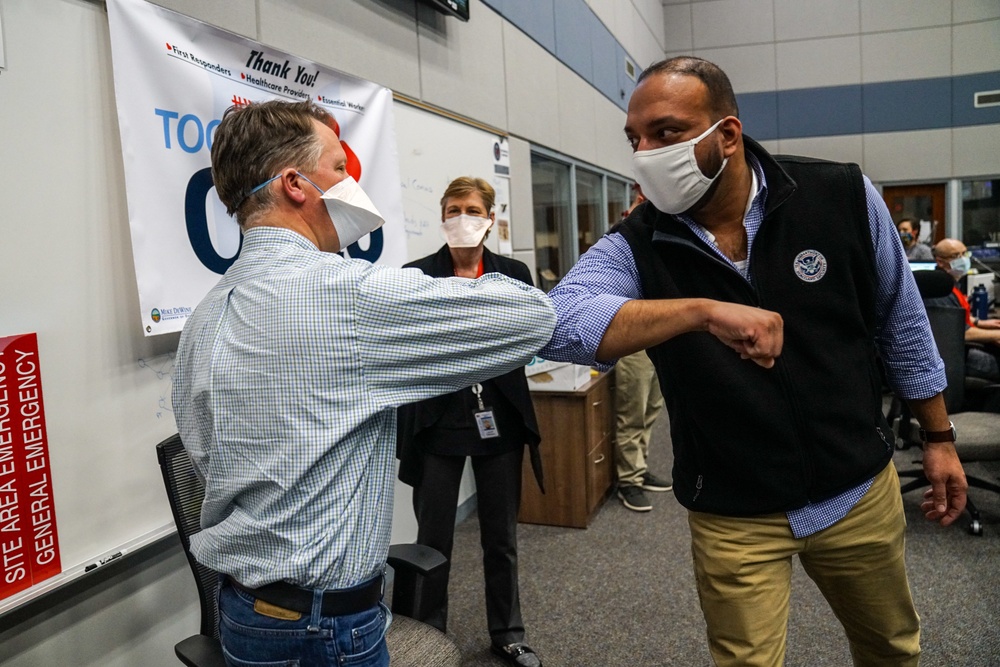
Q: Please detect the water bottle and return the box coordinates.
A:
[972,284,990,322]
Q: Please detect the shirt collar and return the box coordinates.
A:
[241,225,321,253]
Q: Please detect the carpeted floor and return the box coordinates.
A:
[439,409,1000,666]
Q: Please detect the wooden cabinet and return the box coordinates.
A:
[518,371,615,528]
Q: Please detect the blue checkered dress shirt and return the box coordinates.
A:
[540,155,945,537]
[173,227,555,589]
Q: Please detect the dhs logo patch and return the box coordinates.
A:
[793,250,827,283]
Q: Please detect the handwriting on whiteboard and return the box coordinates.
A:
[400,177,440,238]
[138,353,175,419]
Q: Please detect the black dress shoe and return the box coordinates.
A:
[491,642,542,667]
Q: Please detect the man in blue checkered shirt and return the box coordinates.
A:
[172,100,555,667]
[538,57,967,667]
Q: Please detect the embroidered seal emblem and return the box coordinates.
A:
[793,250,827,282]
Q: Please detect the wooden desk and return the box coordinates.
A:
[519,371,615,528]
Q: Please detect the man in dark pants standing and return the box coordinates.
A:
[539,57,967,666]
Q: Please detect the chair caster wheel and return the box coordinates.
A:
[968,519,983,536]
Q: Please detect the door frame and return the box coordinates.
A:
[881,183,948,245]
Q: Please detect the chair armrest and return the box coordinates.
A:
[175,634,227,667]
[386,544,449,620]
[387,543,448,578]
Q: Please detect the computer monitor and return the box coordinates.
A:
[908,261,937,272]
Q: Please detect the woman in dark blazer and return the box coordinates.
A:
[396,177,544,667]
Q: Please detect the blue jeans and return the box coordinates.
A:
[218,578,391,667]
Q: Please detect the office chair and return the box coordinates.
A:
[890,272,1000,535]
[155,433,462,666]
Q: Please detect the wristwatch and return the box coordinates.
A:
[919,421,957,443]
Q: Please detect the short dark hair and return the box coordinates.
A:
[211,100,333,227]
[638,56,739,119]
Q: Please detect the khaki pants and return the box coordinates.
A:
[688,464,920,667]
[614,351,664,486]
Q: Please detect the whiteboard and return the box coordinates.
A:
[394,102,509,263]
[0,0,178,615]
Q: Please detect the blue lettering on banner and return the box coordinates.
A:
[186,167,242,274]
[155,108,221,153]
[177,114,203,153]
[347,229,383,263]
[154,108,179,148]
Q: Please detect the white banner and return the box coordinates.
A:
[107,0,406,335]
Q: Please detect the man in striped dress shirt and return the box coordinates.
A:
[173,100,555,667]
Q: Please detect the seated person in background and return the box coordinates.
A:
[898,217,934,261]
[172,100,556,667]
[930,238,1000,381]
[396,177,544,667]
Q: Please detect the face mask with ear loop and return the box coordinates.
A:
[948,256,971,279]
[303,174,385,249]
[242,172,385,250]
[632,118,729,215]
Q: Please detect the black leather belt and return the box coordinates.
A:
[228,574,383,616]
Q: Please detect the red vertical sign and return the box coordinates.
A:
[0,333,61,600]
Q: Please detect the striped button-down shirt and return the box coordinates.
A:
[540,154,945,537]
[173,227,555,589]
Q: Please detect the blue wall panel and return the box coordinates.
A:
[503,0,556,53]
[591,18,620,106]
[953,70,1000,127]
[863,77,952,133]
[737,91,779,141]
[553,0,594,81]
[778,85,863,138]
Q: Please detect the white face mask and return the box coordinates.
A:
[441,214,493,248]
[632,118,729,215]
[314,175,384,250]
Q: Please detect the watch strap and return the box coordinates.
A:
[919,421,956,443]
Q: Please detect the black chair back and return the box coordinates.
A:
[912,269,954,299]
[155,434,221,639]
[923,305,968,414]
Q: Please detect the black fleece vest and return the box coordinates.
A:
[618,137,894,516]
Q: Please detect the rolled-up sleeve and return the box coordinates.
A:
[539,234,641,369]
[866,176,947,400]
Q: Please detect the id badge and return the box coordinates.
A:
[475,409,500,439]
